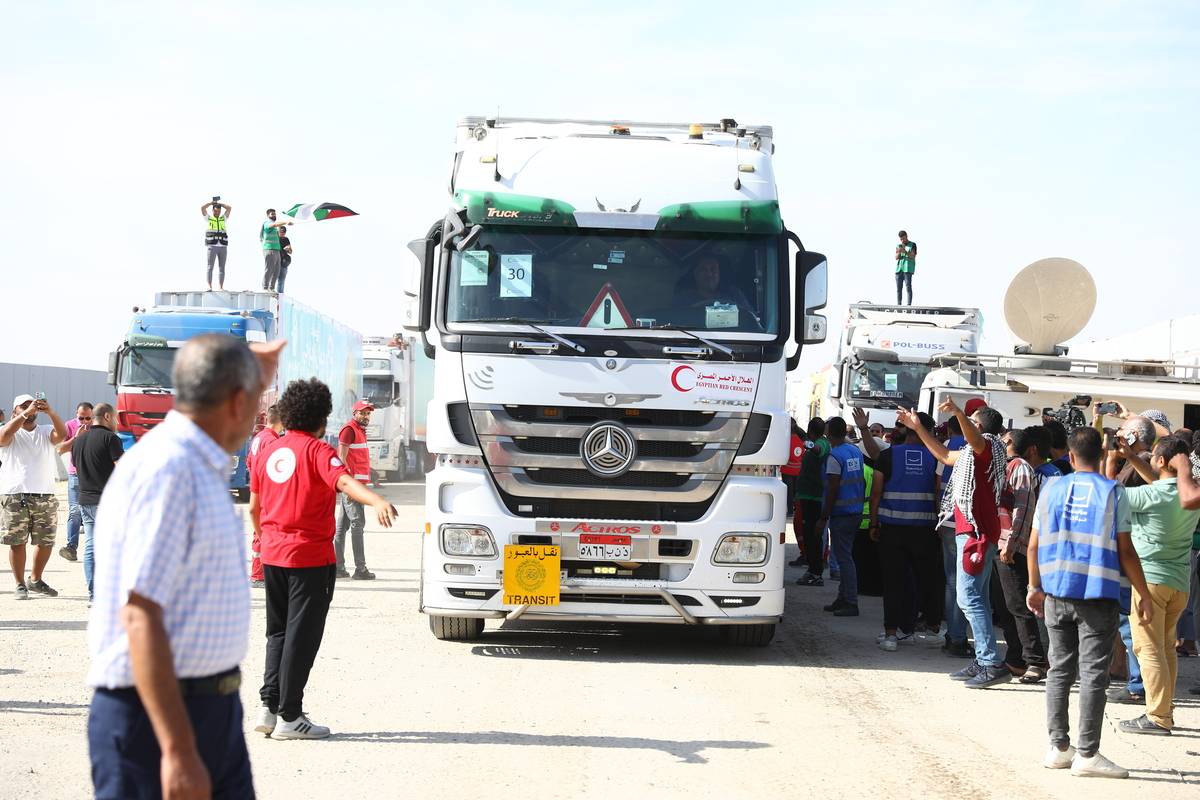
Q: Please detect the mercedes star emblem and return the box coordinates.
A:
[580,422,637,477]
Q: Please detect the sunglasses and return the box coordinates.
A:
[78,415,93,421]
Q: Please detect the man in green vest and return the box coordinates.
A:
[895,230,917,305]
[201,198,232,291]
[261,209,288,292]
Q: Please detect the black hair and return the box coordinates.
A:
[266,403,280,425]
[1068,427,1103,467]
[76,402,94,412]
[276,378,332,435]
[1192,429,1200,457]
[1022,425,1052,460]
[1043,419,1068,450]
[973,407,1004,436]
[790,418,802,437]
[898,230,907,237]
[915,411,935,432]
[807,417,826,439]
[947,416,962,436]
[826,416,848,439]
[1153,435,1190,464]
[266,208,276,214]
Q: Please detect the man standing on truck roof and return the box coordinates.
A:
[201,199,232,291]
[277,225,293,294]
[261,208,288,292]
[895,230,916,306]
[334,400,377,580]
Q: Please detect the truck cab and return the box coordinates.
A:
[406,117,828,644]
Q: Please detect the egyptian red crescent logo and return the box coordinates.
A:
[550,522,560,532]
[670,364,697,392]
[651,525,662,534]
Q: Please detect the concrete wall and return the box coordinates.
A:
[0,362,114,419]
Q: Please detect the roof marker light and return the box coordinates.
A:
[688,124,704,139]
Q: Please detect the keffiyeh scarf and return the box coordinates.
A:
[939,433,1008,535]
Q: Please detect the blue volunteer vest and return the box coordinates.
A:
[1038,471,1122,601]
[879,444,939,526]
[829,442,866,517]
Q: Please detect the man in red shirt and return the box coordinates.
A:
[900,397,1009,688]
[247,404,283,588]
[335,400,375,579]
[249,380,396,740]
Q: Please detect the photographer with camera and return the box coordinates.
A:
[2,394,69,600]
[201,197,232,291]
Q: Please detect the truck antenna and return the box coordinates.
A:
[492,107,502,182]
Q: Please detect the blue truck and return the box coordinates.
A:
[107,290,363,500]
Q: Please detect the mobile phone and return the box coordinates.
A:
[34,391,46,401]
[212,195,221,203]
[1097,401,1120,416]
[1104,431,1116,450]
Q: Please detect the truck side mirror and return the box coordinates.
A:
[786,245,829,370]
[403,237,434,334]
[106,351,119,386]
[797,251,828,346]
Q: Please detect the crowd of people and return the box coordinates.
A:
[201,198,294,293]
[785,398,1200,777]
[1,335,404,795]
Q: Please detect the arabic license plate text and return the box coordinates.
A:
[578,543,632,560]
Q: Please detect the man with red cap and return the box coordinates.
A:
[334,400,376,579]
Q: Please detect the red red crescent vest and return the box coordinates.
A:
[339,420,371,481]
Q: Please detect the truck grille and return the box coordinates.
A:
[469,403,748,520]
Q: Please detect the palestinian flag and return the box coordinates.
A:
[283,202,358,222]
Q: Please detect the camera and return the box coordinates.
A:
[1043,401,1087,433]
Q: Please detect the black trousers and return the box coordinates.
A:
[996,556,1049,670]
[799,499,824,574]
[895,272,913,305]
[878,524,943,632]
[261,564,336,720]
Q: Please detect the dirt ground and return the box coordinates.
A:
[2,480,1199,798]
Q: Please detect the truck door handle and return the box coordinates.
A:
[510,340,559,354]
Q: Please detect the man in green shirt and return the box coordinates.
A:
[1117,436,1200,735]
[260,208,287,292]
[895,230,917,306]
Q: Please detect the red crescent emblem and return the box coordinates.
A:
[670,364,696,392]
[550,522,560,532]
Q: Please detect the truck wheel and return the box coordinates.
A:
[722,623,776,647]
[429,616,485,641]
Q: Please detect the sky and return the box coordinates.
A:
[3,1,1198,377]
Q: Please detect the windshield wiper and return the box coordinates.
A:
[473,317,586,354]
[608,324,735,360]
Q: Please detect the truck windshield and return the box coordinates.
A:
[446,228,779,335]
[363,376,393,406]
[849,361,928,408]
[120,347,176,388]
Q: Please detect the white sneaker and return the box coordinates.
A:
[879,634,899,652]
[876,631,889,643]
[1043,744,1075,769]
[254,706,277,735]
[1070,752,1128,778]
[271,713,331,740]
[895,630,915,645]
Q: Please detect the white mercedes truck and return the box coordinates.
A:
[404,116,828,644]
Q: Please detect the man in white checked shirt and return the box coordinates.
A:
[87,334,284,800]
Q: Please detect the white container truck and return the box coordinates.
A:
[360,336,431,481]
[404,116,829,644]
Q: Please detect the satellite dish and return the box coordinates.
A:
[1003,258,1096,354]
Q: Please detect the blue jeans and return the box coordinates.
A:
[940,526,968,641]
[955,534,1000,667]
[89,685,253,799]
[829,515,860,605]
[1118,586,1144,694]
[81,504,98,601]
[66,474,82,550]
[277,262,289,294]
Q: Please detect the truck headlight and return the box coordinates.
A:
[440,525,497,558]
[713,533,769,565]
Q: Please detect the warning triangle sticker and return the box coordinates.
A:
[579,283,634,329]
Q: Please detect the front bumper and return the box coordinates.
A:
[421,462,785,625]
